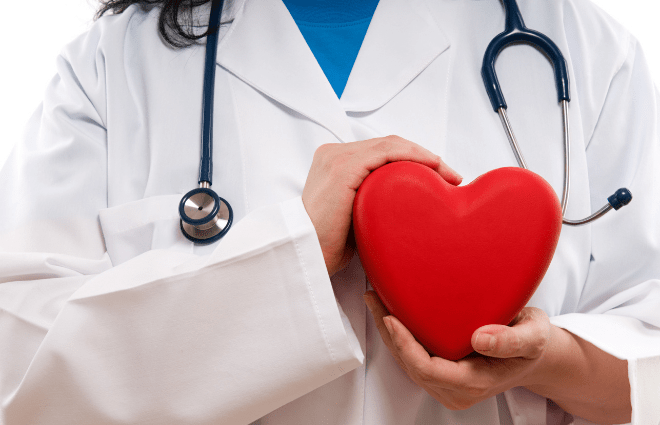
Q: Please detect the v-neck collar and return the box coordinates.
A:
[216,0,451,142]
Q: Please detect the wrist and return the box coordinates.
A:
[520,324,578,389]
[520,325,631,423]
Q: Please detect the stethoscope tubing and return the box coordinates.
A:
[199,0,225,185]
[485,0,632,226]
[482,0,570,111]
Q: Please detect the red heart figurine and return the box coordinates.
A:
[353,161,562,360]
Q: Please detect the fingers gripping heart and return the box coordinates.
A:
[364,291,552,411]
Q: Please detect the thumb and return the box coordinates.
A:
[471,308,550,359]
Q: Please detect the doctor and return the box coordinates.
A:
[0,0,658,424]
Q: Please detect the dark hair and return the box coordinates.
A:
[95,0,224,48]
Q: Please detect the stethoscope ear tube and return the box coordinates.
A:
[483,0,632,227]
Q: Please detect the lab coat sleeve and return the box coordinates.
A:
[549,35,660,425]
[0,14,362,425]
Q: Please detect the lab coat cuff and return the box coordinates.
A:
[550,313,660,425]
[279,196,365,368]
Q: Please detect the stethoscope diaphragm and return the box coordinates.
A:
[179,186,233,244]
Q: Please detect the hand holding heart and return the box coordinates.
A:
[352,160,562,359]
[302,136,463,276]
[364,290,552,411]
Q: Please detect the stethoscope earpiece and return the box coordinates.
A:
[608,188,633,210]
[179,185,233,244]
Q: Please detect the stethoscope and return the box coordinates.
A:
[483,0,632,225]
[180,0,633,244]
[179,0,233,244]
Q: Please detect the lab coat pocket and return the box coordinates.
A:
[99,194,193,266]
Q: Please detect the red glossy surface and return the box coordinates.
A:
[353,161,562,360]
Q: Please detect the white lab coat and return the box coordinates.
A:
[0,0,658,423]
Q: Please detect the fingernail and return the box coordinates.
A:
[439,157,463,181]
[384,317,395,336]
[475,333,495,351]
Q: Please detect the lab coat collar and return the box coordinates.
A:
[216,0,451,142]
[339,0,451,112]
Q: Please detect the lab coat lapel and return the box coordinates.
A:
[216,0,354,142]
[339,0,451,112]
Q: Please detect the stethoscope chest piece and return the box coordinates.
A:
[179,187,233,244]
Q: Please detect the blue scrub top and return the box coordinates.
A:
[282,0,381,98]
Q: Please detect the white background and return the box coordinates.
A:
[0,0,659,169]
